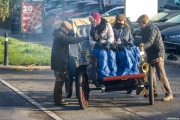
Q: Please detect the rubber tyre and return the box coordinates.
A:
[77,70,89,109]
[148,66,154,105]
[126,90,133,94]
[65,55,76,98]
[65,78,73,98]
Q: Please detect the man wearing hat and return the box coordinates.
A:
[51,21,87,105]
[136,14,173,101]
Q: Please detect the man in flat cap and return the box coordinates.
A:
[136,14,173,102]
[51,21,87,105]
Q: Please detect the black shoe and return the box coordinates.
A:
[55,99,68,105]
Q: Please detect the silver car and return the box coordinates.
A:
[46,1,95,17]
[101,6,124,17]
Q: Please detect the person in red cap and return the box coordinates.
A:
[89,12,114,49]
[89,12,117,80]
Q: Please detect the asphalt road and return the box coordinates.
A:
[0,64,180,120]
[0,81,52,120]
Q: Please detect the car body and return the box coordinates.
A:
[44,0,52,4]
[101,6,124,17]
[163,0,180,10]
[56,2,99,20]
[67,4,124,20]
[111,0,124,4]
[46,1,94,17]
[67,9,98,20]
[161,26,180,50]
[132,10,180,29]
[44,0,79,14]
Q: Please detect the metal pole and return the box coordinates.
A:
[63,0,65,21]
[4,33,9,66]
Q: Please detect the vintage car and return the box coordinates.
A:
[65,17,154,109]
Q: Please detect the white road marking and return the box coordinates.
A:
[0,77,63,120]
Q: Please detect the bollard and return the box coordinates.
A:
[4,33,9,66]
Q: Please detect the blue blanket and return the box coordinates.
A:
[92,46,140,79]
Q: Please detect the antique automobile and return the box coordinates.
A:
[65,17,154,109]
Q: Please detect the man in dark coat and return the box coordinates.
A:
[136,14,173,102]
[51,21,87,105]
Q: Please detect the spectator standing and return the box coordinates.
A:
[51,21,87,105]
[136,14,173,101]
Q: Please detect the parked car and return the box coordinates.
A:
[163,0,180,10]
[67,9,98,20]
[68,4,123,20]
[111,0,124,4]
[161,26,180,50]
[44,0,79,14]
[46,1,95,17]
[44,0,52,4]
[132,10,180,29]
[134,14,180,47]
[56,2,99,20]
[101,6,124,17]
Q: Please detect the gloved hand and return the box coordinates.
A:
[68,30,75,37]
[110,43,117,52]
[94,42,103,49]
[124,42,132,50]
[104,41,111,51]
[117,44,124,51]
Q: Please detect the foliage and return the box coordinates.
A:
[0,0,22,21]
[9,0,22,11]
[0,0,9,21]
[0,36,51,66]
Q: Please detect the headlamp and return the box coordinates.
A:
[168,34,180,39]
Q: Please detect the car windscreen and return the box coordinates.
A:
[150,12,168,22]
[79,4,98,12]
[160,12,180,22]
[66,2,89,10]
[108,8,124,16]
[168,0,175,3]
[166,15,180,23]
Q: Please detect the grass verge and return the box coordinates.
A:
[0,36,51,66]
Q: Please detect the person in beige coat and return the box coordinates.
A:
[89,12,114,49]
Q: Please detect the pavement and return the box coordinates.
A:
[0,27,180,71]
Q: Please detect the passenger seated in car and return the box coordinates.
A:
[89,12,117,80]
[112,14,140,76]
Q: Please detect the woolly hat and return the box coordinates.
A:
[136,14,149,24]
[116,14,126,21]
[61,21,72,30]
[91,12,101,21]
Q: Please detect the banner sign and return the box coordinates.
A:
[21,2,43,34]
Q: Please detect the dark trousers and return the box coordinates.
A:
[53,71,65,103]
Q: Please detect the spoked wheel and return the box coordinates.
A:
[77,70,89,109]
[75,80,78,98]
[148,65,154,105]
[65,77,73,98]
